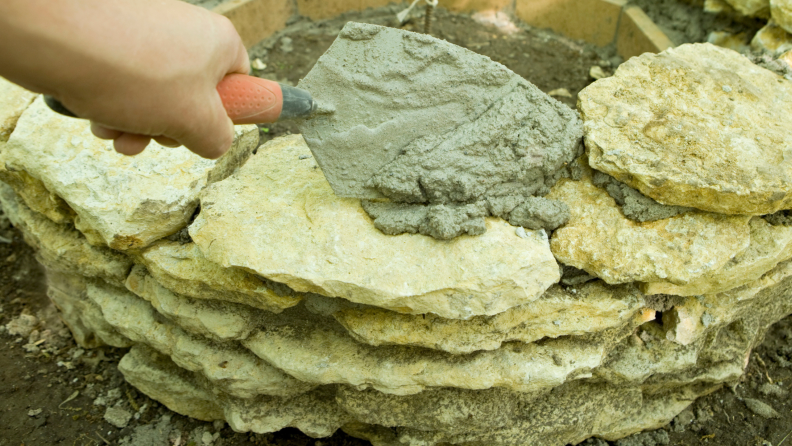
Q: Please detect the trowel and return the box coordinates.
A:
[43,73,317,127]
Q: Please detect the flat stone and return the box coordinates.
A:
[724,0,770,16]
[0,183,133,287]
[334,282,647,354]
[2,97,259,250]
[45,270,132,349]
[751,20,792,55]
[242,318,616,396]
[119,345,353,436]
[104,407,133,428]
[0,77,37,142]
[743,398,780,418]
[190,135,560,320]
[138,241,300,313]
[773,0,792,33]
[581,43,792,215]
[547,167,751,286]
[125,265,260,341]
[86,280,313,399]
[642,217,792,296]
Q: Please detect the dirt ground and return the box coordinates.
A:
[2,5,792,446]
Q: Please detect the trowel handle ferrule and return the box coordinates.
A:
[217,74,316,123]
[43,74,316,124]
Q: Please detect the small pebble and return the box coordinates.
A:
[104,407,133,428]
[251,58,267,70]
[743,398,779,418]
[28,408,42,417]
[548,88,573,98]
[515,227,528,239]
[722,85,732,92]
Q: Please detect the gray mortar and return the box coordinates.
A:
[298,22,583,239]
[591,170,694,222]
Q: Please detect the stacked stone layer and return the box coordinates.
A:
[2,43,792,446]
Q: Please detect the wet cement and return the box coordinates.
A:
[591,171,694,222]
[298,22,582,239]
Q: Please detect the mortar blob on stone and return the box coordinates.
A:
[297,22,583,239]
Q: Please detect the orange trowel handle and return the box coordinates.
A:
[217,74,283,124]
[43,73,315,124]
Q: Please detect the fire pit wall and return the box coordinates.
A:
[2,1,792,446]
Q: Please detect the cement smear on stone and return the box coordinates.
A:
[297,22,583,239]
[591,170,695,222]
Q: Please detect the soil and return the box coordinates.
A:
[3,5,792,446]
[628,0,764,45]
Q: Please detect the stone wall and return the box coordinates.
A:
[2,40,792,446]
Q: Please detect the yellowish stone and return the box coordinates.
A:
[334,282,645,354]
[581,44,792,215]
[2,97,259,250]
[0,183,132,287]
[138,241,301,313]
[772,0,792,33]
[0,77,37,142]
[547,170,751,286]
[642,217,792,296]
[190,135,560,320]
[724,0,770,16]
[751,20,792,55]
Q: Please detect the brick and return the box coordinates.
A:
[214,0,293,48]
[616,5,674,60]
[515,0,626,47]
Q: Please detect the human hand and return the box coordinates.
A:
[0,0,250,159]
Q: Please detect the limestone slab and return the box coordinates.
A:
[139,241,301,312]
[125,265,260,341]
[751,20,792,55]
[87,280,313,399]
[243,318,615,396]
[724,0,770,15]
[581,43,792,215]
[2,97,258,250]
[46,270,132,349]
[547,170,751,286]
[642,217,792,296]
[0,77,37,142]
[774,0,792,33]
[120,345,353,437]
[334,282,646,354]
[0,183,133,287]
[190,135,560,320]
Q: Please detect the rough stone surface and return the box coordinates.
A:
[104,407,133,428]
[773,0,792,33]
[547,166,752,286]
[0,183,133,287]
[751,20,792,55]
[0,77,37,142]
[125,265,260,341]
[45,270,132,349]
[242,318,618,396]
[87,280,313,399]
[581,43,792,215]
[138,241,301,313]
[642,217,792,296]
[120,345,354,437]
[297,22,582,238]
[724,0,770,16]
[1,97,259,250]
[333,282,648,354]
[190,135,561,320]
